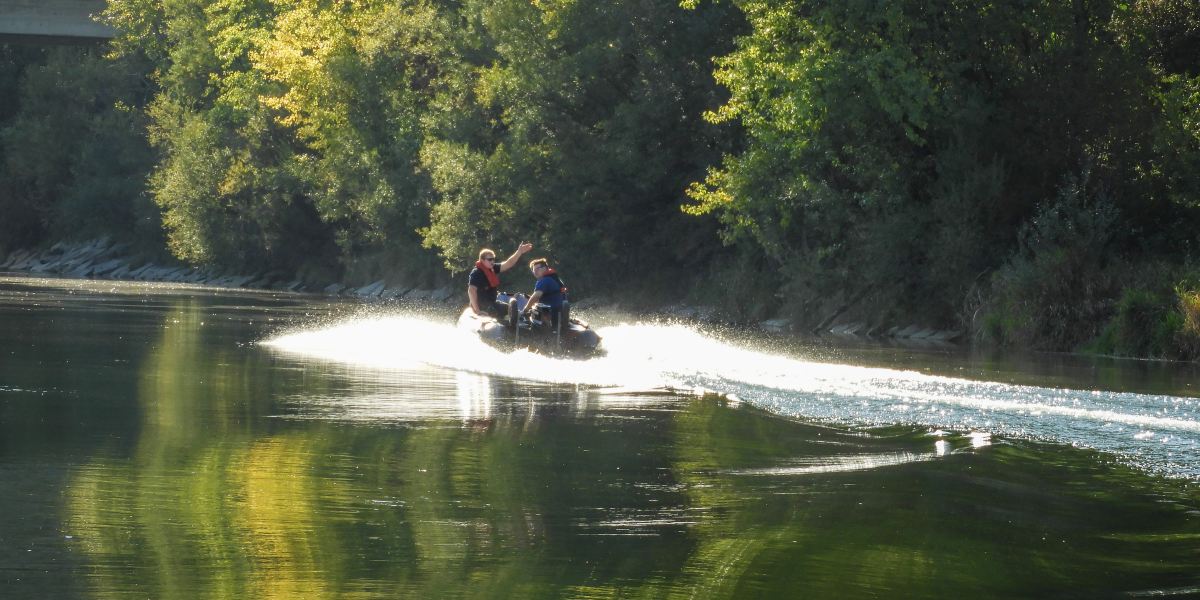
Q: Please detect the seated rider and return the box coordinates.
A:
[522,257,567,327]
[468,242,532,317]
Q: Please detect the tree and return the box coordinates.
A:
[420,0,742,294]
[686,0,1198,327]
[0,45,158,251]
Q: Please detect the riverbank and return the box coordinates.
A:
[0,237,463,302]
[0,238,965,345]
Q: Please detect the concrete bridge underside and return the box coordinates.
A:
[0,1,113,42]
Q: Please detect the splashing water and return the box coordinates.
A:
[264,315,1200,479]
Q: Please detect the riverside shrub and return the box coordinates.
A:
[1177,288,1200,359]
[1111,289,1178,358]
[983,175,1119,349]
[1087,283,1200,360]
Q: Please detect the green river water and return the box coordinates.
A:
[2,274,1199,599]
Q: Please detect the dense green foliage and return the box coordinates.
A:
[0,44,158,253]
[687,0,1200,340]
[95,0,741,288]
[1085,280,1200,360]
[1,0,1199,356]
[416,0,740,291]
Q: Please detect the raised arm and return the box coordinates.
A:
[498,241,533,273]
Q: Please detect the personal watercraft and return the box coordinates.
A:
[457,292,602,356]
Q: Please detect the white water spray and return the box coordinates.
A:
[264,314,1200,478]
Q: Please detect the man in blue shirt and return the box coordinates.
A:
[522,257,566,326]
[468,242,532,317]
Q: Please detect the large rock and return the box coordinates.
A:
[404,288,432,301]
[381,286,411,299]
[929,330,963,342]
[30,259,59,273]
[12,253,37,270]
[355,280,387,297]
[761,318,792,333]
[1,249,29,268]
[829,321,867,336]
[67,261,95,277]
[90,259,125,276]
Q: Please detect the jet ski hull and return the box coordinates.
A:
[457,297,601,356]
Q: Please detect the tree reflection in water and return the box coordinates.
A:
[4,292,1190,599]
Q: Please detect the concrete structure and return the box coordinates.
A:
[0,1,113,41]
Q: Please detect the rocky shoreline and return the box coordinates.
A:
[0,238,463,305]
[1,238,963,345]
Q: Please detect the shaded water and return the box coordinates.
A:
[2,275,1200,598]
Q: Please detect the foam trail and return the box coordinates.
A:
[263,316,667,389]
[264,316,1200,478]
[626,325,1200,478]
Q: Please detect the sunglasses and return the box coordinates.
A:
[482,256,495,261]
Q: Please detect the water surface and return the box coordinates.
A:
[2,275,1199,599]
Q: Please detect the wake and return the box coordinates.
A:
[264,314,1200,478]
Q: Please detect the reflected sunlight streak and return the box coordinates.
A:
[262,314,1200,478]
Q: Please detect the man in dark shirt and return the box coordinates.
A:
[468,242,532,317]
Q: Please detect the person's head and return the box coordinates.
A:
[477,248,496,265]
[528,257,550,276]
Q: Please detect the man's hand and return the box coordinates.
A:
[518,241,533,254]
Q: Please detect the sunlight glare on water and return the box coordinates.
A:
[265,314,1200,478]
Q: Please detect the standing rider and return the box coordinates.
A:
[522,258,567,327]
[468,242,533,317]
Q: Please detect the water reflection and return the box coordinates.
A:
[456,372,493,424]
[728,450,939,475]
[1,277,1199,598]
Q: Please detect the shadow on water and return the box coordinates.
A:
[1,275,1199,598]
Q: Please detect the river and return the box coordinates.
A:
[2,274,1199,598]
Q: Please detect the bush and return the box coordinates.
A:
[1176,287,1200,359]
[1108,289,1179,358]
[982,172,1120,349]
[1,45,158,250]
[703,249,777,323]
[1085,279,1200,361]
